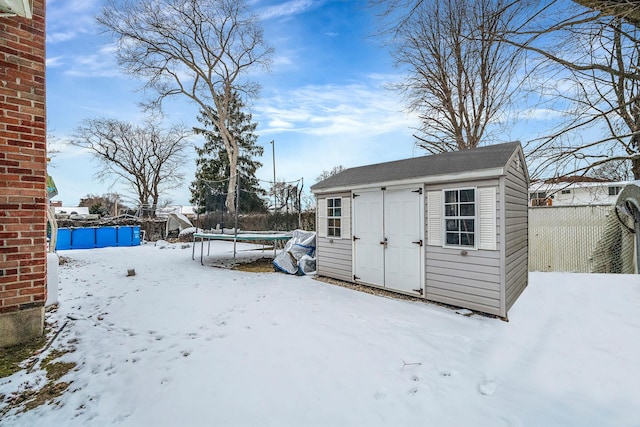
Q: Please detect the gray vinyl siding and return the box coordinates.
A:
[425,248,502,315]
[424,179,503,316]
[503,155,529,312]
[316,193,353,282]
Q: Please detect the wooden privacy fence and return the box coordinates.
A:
[528,205,612,272]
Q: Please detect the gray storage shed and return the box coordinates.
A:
[310,141,528,318]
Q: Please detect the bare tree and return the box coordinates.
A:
[97,0,273,212]
[315,165,345,183]
[376,0,526,153]
[589,159,633,181]
[73,118,190,217]
[506,1,640,179]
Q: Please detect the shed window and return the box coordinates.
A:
[427,187,496,250]
[444,189,475,247]
[608,186,622,196]
[327,197,341,237]
[317,196,351,239]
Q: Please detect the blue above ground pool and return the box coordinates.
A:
[56,225,142,250]
[132,226,141,245]
[71,227,96,249]
[55,228,71,250]
[96,227,117,248]
[117,226,133,246]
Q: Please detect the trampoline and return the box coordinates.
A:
[191,232,292,265]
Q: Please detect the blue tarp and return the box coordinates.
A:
[273,229,316,275]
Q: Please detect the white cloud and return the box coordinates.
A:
[254,79,417,138]
[271,54,294,67]
[46,0,100,44]
[259,0,320,20]
[249,77,422,188]
[268,118,295,129]
[46,56,64,67]
[47,31,79,43]
[518,108,567,121]
[62,44,121,78]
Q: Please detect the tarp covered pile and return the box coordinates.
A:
[273,230,316,275]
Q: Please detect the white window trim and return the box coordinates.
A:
[477,187,497,251]
[442,187,477,250]
[341,196,351,239]
[318,196,351,239]
[427,190,442,246]
[317,198,327,238]
[326,197,342,238]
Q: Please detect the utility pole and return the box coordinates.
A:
[298,177,303,229]
[270,140,276,222]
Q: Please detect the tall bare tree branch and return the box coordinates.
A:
[378,0,527,153]
[97,0,273,212]
[508,1,640,179]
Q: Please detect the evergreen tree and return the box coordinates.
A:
[190,93,266,213]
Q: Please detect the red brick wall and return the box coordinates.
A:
[0,0,47,319]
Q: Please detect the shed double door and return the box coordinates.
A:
[353,188,423,295]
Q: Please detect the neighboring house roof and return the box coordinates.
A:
[156,205,198,217]
[54,206,90,215]
[539,176,612,184]
[529,180,633,193]
[311,141,523,192]
[180,206,196,216]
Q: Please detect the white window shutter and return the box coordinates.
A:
[341,196,351,239]
[427,191,442,246]
[478,187,497,250]
[317,198,327,238]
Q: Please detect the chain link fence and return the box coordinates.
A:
[529,205,623,273]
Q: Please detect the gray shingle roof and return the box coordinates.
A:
[311,141,521,191]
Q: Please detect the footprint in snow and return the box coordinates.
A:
[478,379,497,396]
[113,412,133,424]
[373,391,387,400]
[500,415,524,427]
[206,334,227,341]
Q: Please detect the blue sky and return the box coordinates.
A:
[45,0,544,208]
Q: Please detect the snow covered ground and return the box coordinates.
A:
[1,241,639,426]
